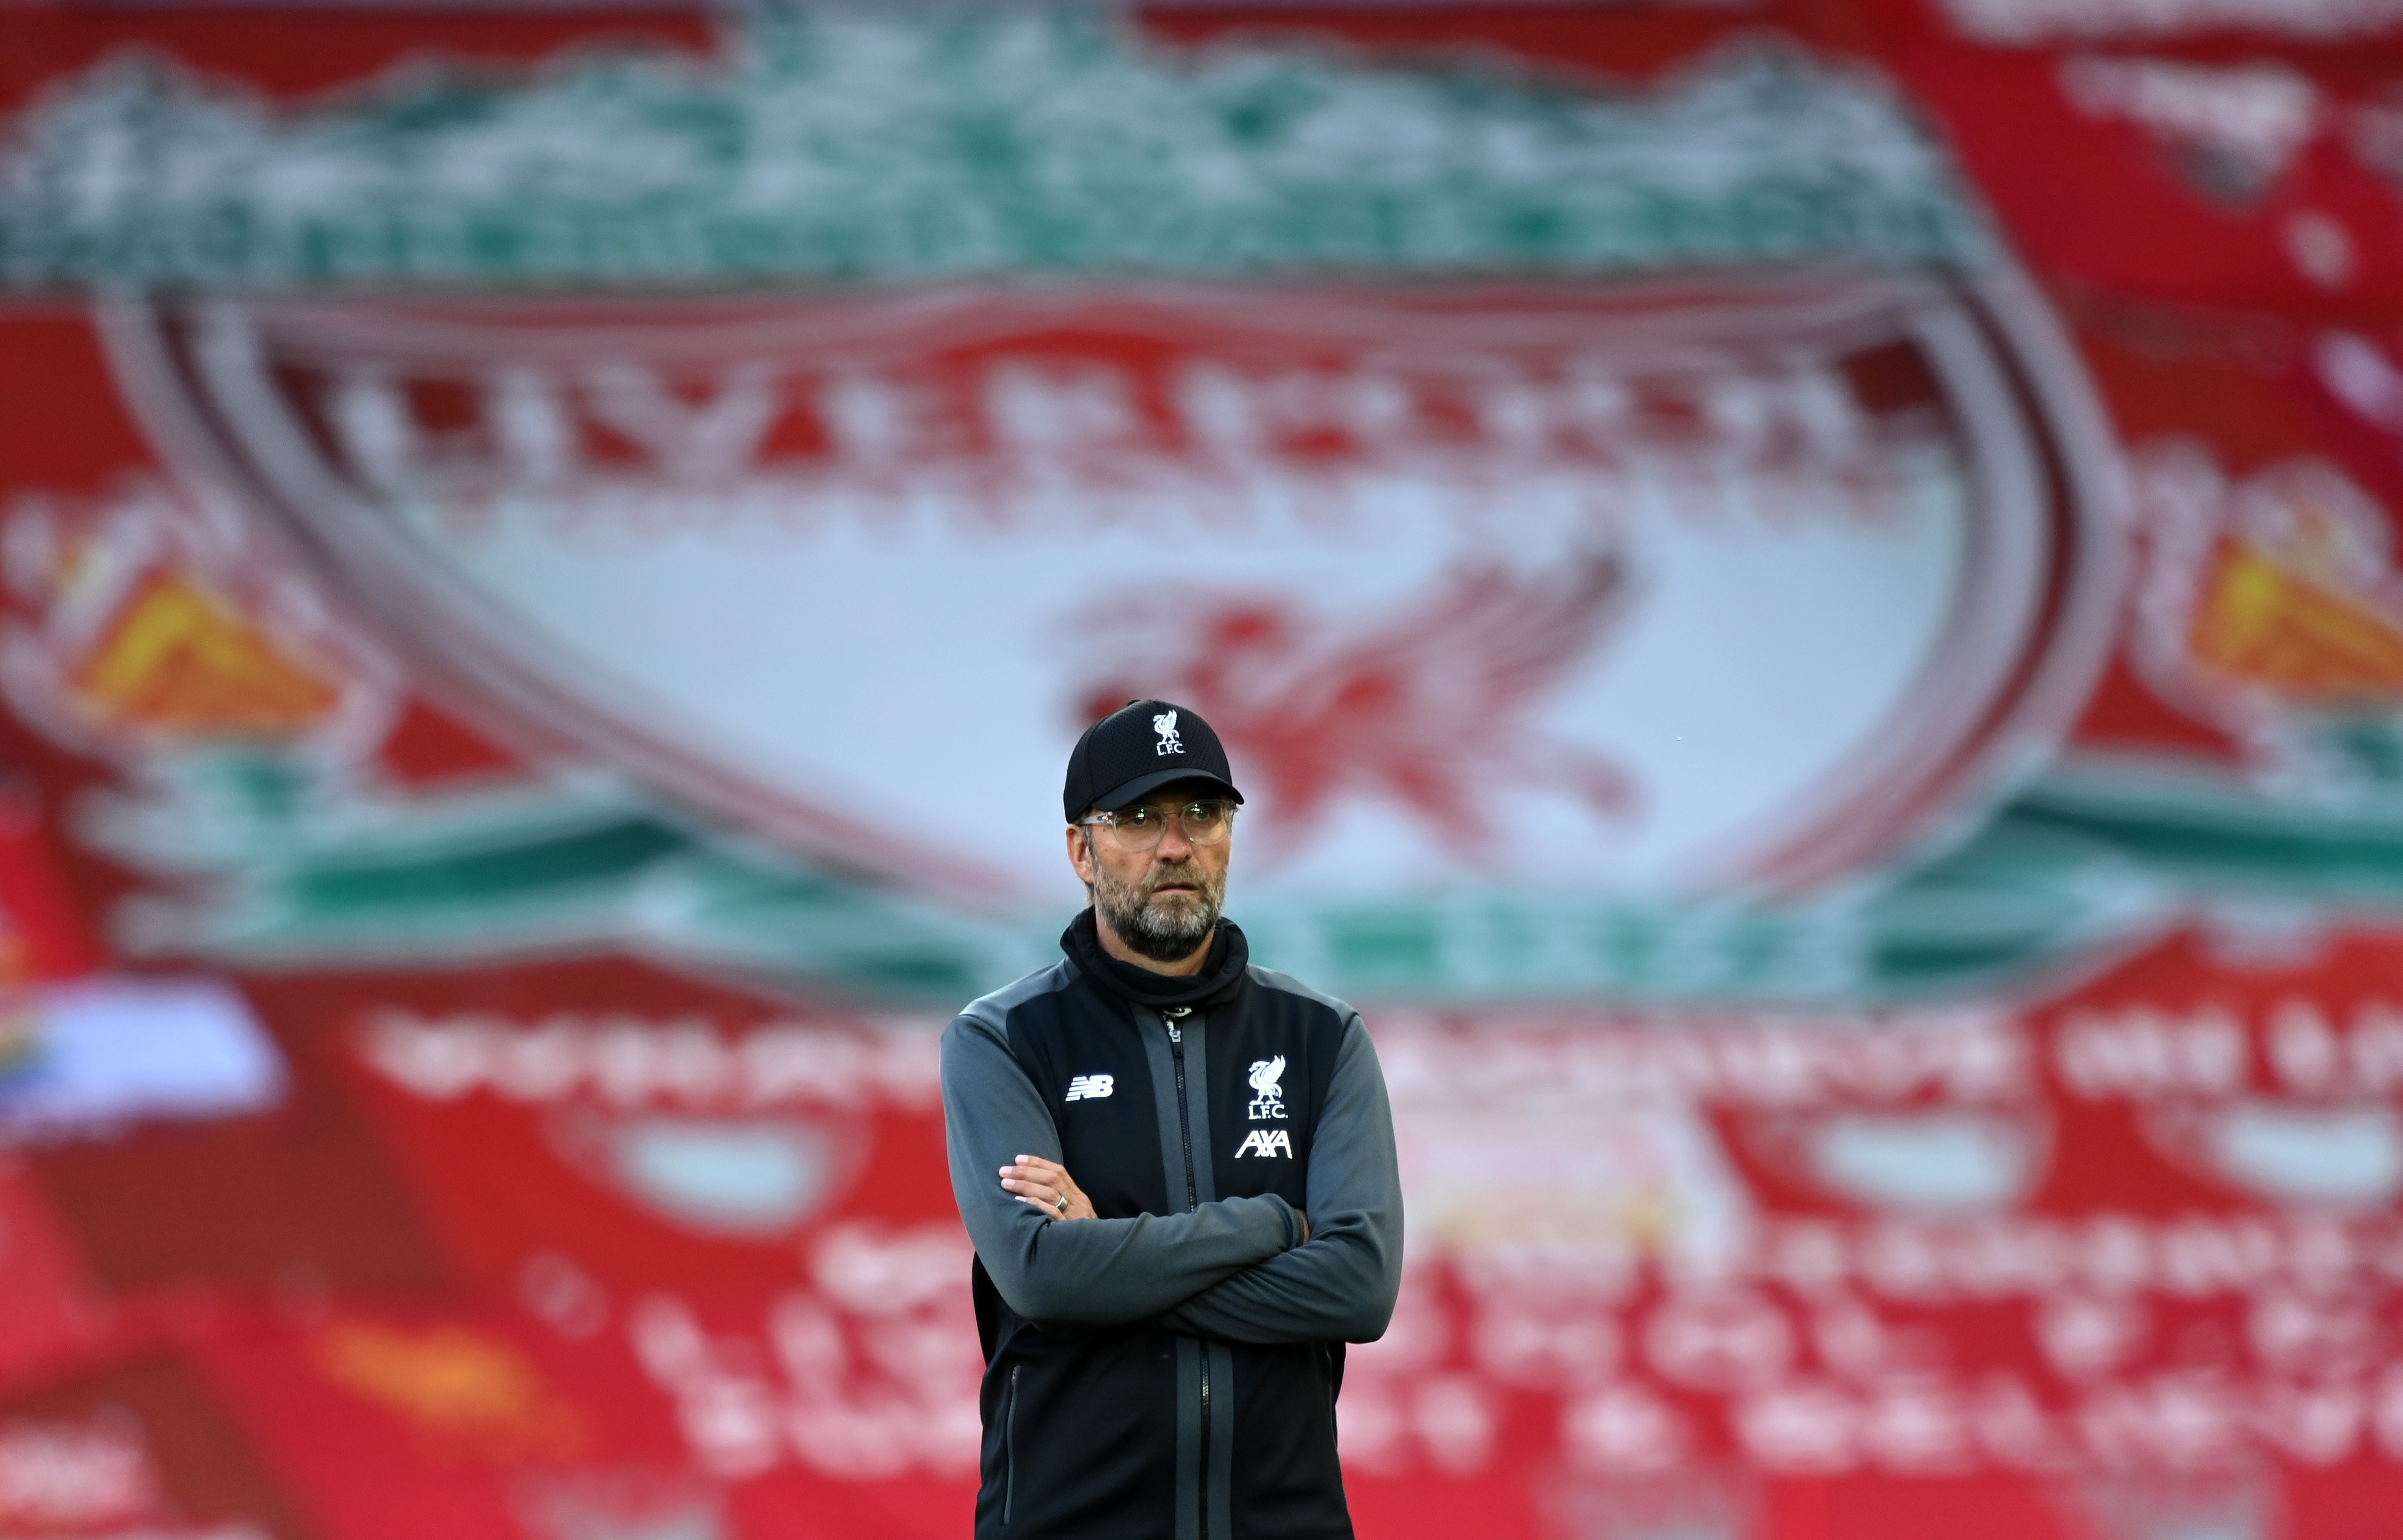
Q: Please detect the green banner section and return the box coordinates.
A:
[0,18,1988,289]
[80,748,2403,1006]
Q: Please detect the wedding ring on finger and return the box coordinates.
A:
[1055,1195,1069,1214]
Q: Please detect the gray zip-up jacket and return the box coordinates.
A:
[942,913,1402,1540]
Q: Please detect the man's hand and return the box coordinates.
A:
[1002,1155,1096,1221]
[1002,1156,1313,1243]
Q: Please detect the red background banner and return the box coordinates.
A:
[8,5,2403,1539]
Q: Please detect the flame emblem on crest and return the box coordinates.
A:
[0,480,394,764]
[2129,441,2403,790]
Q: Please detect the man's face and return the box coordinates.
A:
[1067,783,1236,963]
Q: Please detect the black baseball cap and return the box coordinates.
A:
[1063,698,1245,821]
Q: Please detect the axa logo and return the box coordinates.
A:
[1247,1056,1287,1121]
[1153,710,1183,756]
[1235,1129,1292,1158]
[1065,1074,1114,1102]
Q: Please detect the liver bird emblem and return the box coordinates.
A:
[1074,550,1639,857]
[1247,1055,1287,1121]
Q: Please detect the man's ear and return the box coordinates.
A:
[1065,823,1097,887]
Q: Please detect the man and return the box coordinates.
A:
[941,698,1403,1539]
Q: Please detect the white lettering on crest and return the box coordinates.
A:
[585,359,783,486]
[318,339,1920,541]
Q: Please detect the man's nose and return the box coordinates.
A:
[1154,819,1196,860]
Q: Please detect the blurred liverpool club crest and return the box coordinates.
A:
[107,273,2116,906]
[3,18,2148,995]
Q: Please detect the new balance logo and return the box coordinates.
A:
[1065,1074,1114,1102]
[1234,1129,1292,1158]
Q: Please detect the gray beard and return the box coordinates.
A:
[1092,852,1225,964]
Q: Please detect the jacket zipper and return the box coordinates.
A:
[1199,1355,1212,1539]
[1162,1008,1206,1538]
[1163,1011,1197,1211]
[1002,1362,1020,1525]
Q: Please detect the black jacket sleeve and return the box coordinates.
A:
[943,1009,1304,1327]
[1145,1013,1402,1344]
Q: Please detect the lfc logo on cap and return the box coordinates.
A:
[1153,711,1183,757]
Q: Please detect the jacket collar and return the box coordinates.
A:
[1060,907,1250,1013]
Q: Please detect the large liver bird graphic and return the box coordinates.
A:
[1073,550,1639,859]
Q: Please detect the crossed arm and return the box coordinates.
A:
[941,1008,1402,1343]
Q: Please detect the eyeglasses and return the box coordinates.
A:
[1077,799,1238,852]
